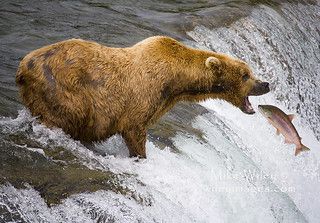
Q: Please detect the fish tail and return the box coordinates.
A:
[295,144,310,156]
[301,144,311,152]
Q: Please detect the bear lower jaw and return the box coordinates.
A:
[241,96,255,114]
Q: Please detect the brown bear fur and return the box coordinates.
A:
[16,36,268,158]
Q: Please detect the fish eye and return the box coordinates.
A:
[242,74,250,82]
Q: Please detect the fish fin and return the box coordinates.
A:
[284,138,291,144]
[276,129,280,135]
[288,114,295,122]
[301,144,310,152]
[295,144,310,156]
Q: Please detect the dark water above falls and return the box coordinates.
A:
[1,1,320,222]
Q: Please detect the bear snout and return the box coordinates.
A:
[261,82,269,90]
[249,81,270,96]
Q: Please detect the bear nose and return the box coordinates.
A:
[248,81,270,96]
[261,82,270,91]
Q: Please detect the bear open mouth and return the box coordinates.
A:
[242,96,255,114]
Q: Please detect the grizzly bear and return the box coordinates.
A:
[16,36,270,158]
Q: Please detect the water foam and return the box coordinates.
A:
[1,2,319,222]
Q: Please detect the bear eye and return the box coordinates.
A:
[242,74,250,82]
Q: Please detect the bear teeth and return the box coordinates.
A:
[243,97,255,114]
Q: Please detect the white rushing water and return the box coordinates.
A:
[188,3,320,141]
[1,2,320,223]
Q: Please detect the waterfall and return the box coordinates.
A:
[1,2,319,223]
[188,2,320,140]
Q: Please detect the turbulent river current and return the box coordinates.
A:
[0,1,319,222]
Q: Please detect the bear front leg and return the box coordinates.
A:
[122,128,147,158]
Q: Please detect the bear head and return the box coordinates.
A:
[204,55,270,114]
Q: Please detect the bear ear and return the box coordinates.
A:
[205,56,220,68]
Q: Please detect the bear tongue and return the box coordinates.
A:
[243,97,255,114]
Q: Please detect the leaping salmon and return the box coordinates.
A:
[258,105,310,156]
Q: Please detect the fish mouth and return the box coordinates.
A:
[258,105,264,113]
[241,96,255,114]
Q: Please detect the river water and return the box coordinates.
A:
[0,0,319,222]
